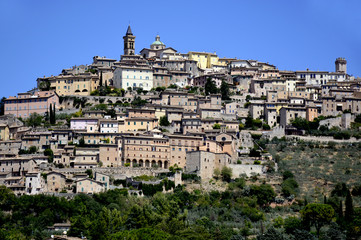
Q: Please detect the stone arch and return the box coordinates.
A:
[164,160,169,169]
[151,160,157,167]
[145,160,150,167]
[138,159,144,167]
[132,159,137,167]
[82,89,88,92]
[157,160,162,168]
[126,159,131,165]
[75,90,80,93]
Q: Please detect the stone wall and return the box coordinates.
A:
[262,126,285,139]
[319,117,341,129]
[319,113,353,129]
[56,167,169,179]
[59,95,132,110]
[93,167,169,179]
[229,164,265,177]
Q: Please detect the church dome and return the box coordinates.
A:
[152,40,164,45]
[151,35,165,46]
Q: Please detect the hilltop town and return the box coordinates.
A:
[0,25,361,240]
[1,25,361,239]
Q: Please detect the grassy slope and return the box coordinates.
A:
[268,141,361,202]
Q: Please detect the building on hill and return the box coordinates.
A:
[92,56,117,86]
[153,59,200,77]
[120,131,170,169]
[99,144,119,168]
[188,51,219,69]
[25,172,44,195]
[4,91,59,118]
[186,151,232,179]
[61,64,90,75]
[37,72,99,96]
[0,115,25,140]
[113,65,153,91]
[0,156,37,176]
[193,72,232,88]
[279,106,307,126]
[76,178,105,194]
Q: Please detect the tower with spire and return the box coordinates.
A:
[123,25,135,55]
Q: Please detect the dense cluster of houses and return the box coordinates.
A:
[1,25,360,195]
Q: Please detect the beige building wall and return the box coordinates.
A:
[5,91,59,118]
[76,179,105,194]
[169,135,202,169]
[0,125,10,141]
[122,135,170,169]
[99,144,120,167]
[186,151,232,180]
[124,118,158,132]
[47,172,66,192]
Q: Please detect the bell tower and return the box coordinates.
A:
[123,25,135,55]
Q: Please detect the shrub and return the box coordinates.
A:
[249,148,261,158]
[282,178,299,197]
[351,185,361,196]
[282,170,294,180]
[159,116,170,126]
[221,166,233,182]
[28,146,38,154]
[284,217,303,234]
[44,148,54,163]
[182,173,200,182]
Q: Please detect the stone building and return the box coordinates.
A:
[76,178,105,194]
[121,131,170,169]
[5,91,59,118]
[186,151,232,179]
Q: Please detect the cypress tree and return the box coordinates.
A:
[345,190,354,222]
[323,195,327,204]
[52,103,56,124]
[338,200,343,219]
[100,72,103,87]
[49,104,53,124]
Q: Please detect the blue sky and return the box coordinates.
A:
[0,0,360,98]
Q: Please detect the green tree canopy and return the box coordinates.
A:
[205,78,218,95]
[250,184,276,207]
[221,166,232,182]
[26,113,43,128]
[301,203,334,237]
[220,80,230,100]
[160,116,170,126]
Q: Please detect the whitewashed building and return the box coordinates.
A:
[113,65,153,91]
